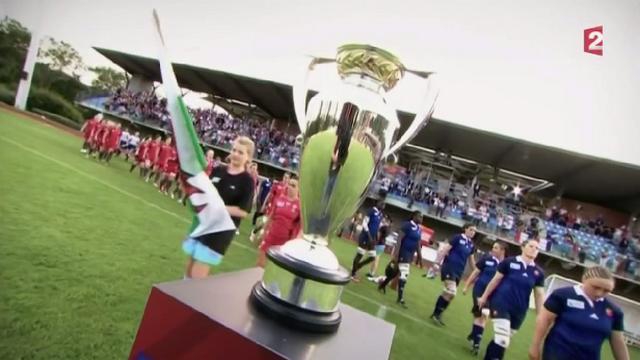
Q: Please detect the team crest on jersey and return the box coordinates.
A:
[459,239,466,245]
[486,261,495,266]
[534,270,540,276]
[606,308,613,317]
[211,177,221,183]
[510,263,521,270]
[276,200,285,207]
[567,299,585,309]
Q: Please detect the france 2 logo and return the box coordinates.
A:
[584,26,603,56]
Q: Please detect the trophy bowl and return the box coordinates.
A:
[250,44,437,333]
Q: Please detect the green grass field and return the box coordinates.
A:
[0,109,636,360]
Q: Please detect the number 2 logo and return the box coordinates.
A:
[584,26,603,56]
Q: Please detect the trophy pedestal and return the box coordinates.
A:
[250,282,342,333]
[129,268,395,360]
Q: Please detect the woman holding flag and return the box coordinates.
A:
[153,11,254,279]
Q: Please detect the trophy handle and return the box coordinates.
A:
[384,73,439,157]
[293,57,336,133]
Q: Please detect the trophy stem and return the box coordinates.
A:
[289,277,305,304]
[303,234,329,247]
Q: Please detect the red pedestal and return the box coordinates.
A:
[130,268,395,360]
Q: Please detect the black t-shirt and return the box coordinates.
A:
[210,165,254,227]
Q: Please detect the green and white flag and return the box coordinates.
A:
[152,10,236,241]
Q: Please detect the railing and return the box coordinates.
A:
[32,108,82,130]
[367,181,640,283]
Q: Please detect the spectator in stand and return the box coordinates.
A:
[619,237,630,254]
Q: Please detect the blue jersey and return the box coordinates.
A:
[257,179,272,207]
[398,220,421,263]
[442,234,475,277]
[360,206,383,241]
[472,254,500,298]
[543,286,624,360]
[490,256,544,314]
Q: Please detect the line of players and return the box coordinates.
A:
[80,114,216,201]
[80,113,140,164]
[349,203,630,359]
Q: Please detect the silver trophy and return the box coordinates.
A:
[250,44,438,332]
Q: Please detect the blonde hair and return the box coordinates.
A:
[582,265,614,282]
[234,136,255,165]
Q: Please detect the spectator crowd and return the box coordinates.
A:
[103,88,300,170]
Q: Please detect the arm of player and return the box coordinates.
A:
[415,242,423,267]
[226,206,248,218]
[477,272,504,308]
[533,287,545,315]
[261,191,272,213]
[391,236,402,263]
[610,331,630,360]
[466,255,476,277]
[434,243,452,265]
[610,307,630,360]
[361,216,374,243]
[462,268,480,295]
[528,308,556,360]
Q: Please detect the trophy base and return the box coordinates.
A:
[250,281,342,333]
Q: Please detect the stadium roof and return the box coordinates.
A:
[94,47,640,214]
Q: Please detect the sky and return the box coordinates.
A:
[2,0,639,166]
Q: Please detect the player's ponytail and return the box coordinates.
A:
[582,265,614,282]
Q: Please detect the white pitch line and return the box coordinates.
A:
[0,135,452,339]
[0,136,186,224]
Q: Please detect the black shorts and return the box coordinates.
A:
[489,306,527,331]
[440,269,461,285]
[198,229,236,256]
[398,253,413,264]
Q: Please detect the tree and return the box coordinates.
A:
[89,66,128,92]
[0,16,31,86]
[39,37,85,80]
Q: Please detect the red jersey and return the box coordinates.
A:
[261,194,301,250]
[136,141,149,161]
[205,158,215,176]
[164,147,179,174]
[82,118,98,140]
[106,127,122,150]
[146,140,161,162]
[265,180,287,211]
[92,123,106,145]
[157,143,173,167]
